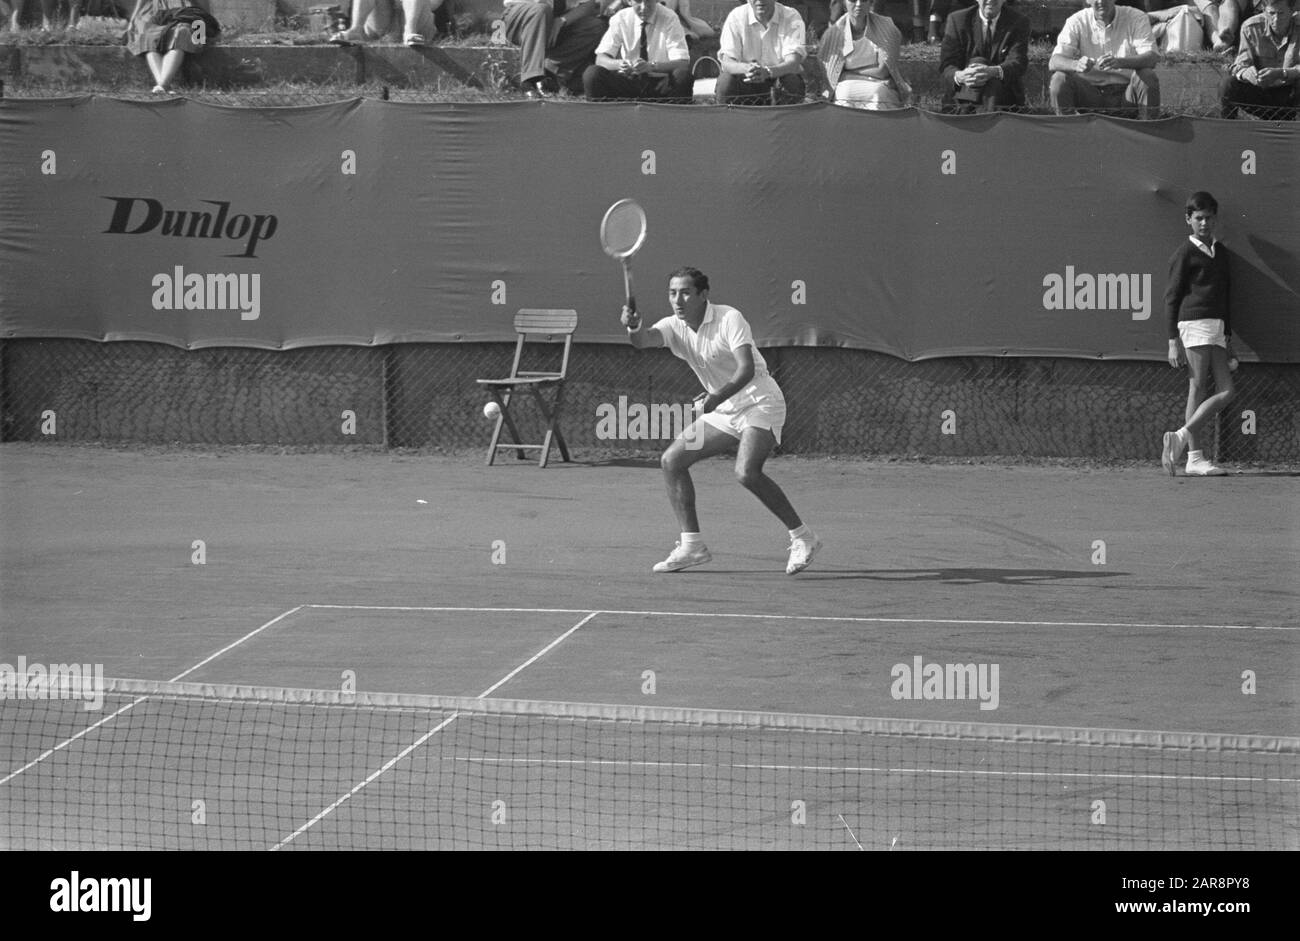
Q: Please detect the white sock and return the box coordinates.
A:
[681,532,704,547]
[789,524,811,541]
[1187,449,1203,464]
[1175,428,1189,444]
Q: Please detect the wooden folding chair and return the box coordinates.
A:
[476,309,578,468]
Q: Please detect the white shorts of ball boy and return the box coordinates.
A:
[1177,318,1226,350]
[693,375,788,446]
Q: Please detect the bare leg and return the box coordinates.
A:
[400,0,442,40]
[733,426,802,530]
[154,49,185,90]
[660,422,741,534]
[333,0,382,41]
[1183,344,1234,452]
[144,50,165,85]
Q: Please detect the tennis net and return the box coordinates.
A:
[3,677,1297,850]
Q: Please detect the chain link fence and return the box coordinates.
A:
[3,339,1296,461]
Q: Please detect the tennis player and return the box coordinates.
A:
[622,266,821,574]
[1160,191,1235,477]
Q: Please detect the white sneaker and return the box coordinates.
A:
[1185,457,1226,477]
[652,542,712,573]
[786,534,821,575]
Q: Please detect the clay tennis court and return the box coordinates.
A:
[1,444,1296,849]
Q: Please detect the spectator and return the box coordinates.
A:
[789,0,833,39]
[1049,0,1161,119]
[939,0,1030,112]
[925,0,976,43]
[502,0,606,96]
[328,0,444,47]
[819,0,911,109]
[717,0,808,104]
[583,0,692,100]
[661,0,714,40]
[1146,0,1213,52]
[124,0,216,94]
[1214,0,1273,52]
[1221,0,1299,118]
[9,0,81,30]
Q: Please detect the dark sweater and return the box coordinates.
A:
[1164,239,1231,340]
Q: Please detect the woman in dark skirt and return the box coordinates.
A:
[125,0,216,93]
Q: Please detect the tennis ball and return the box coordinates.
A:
[484,401,501,419]
[1228,357,1238,372]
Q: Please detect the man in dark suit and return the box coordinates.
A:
[939,0,1031,113]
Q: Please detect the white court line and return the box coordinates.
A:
[437,757,1300,785]
[304,603,1297,633]
[0,605,308,787]
[271,610,602,850]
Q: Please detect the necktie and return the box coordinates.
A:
[639,22,649,61]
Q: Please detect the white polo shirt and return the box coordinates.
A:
[597,4,689,63]
[719,2,807,69]
[652,303,778,408]
[1054,5,1156,85]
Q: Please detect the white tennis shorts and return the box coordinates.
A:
[1178,318,1226,350]
[696,376,787,446]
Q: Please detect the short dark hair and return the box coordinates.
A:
[668,266,709,293]
[1186,191,1218,216]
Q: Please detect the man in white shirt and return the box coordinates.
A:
[621,267,822,575]
[583,0,694,101]
[1049,0,1162,118]
[717,0,809,104]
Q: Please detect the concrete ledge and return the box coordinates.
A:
[3,42,521,90]
[5,42,1230,112]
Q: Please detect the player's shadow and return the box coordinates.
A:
[582,457,661,468]
[794,568,1129,585]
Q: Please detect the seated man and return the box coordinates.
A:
[939,0,1030,112]
[583,0,692,101]
[926,0,976,43]
[1049,0,1161,119]
[1220,0,1299,118]
[329,0,444,46]
[717,0,808,105]
[1214,0,1272,51]
[788,0,832,40]
[503,0,606,96]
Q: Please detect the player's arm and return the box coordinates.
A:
[698,345,755,413]
[622,306,664,350]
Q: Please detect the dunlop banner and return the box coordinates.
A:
[1,98,1295,362]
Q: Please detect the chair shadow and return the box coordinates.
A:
[793,568,1129,585]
